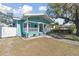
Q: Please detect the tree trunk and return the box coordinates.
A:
[75,20,79,35]
[75,5,79,35]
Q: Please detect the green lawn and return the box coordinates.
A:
[0,37,79,56]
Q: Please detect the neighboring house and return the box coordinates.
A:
[13,13,53,37]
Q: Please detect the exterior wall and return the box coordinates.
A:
[25,32,44,37]
[28,31,39,37]
[16,20,24,36]
[27,22,46,37]
[0,27,16,38]
[27,16,50,37]
[23,22,39,37]
[15,16,51,37]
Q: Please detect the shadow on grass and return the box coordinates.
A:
[48,33,65,39]
[47,31,79,41]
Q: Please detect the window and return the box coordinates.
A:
[13,20,17,27]
[35,24,37,28]
[39,24,43,32]
[44,24,46,28]
[24,23,27,28]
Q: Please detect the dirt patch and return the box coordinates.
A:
[0,37,79,55]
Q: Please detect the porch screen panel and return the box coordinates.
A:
[29,22,38,28]
[29,22,38,32]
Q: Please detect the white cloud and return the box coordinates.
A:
[13,9,17,13]
[13,5,32,14]
[39,6,47,11]
[13,5,32,18]
[0,4,33,18]
[22,5,32,14]
[3,5,12,11]
[0,4,12,13]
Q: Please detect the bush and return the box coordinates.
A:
[70,24,77,34]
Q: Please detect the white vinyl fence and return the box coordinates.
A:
[0,27,16,38]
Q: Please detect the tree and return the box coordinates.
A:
[0,12,13,26]
[47,3,79,35]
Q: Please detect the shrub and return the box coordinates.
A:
[70,24,77,34]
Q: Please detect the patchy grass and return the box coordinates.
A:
[64,34,79,41]
[0,37,79,55]
[48,31,79,41]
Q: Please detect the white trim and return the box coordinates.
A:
[38,23,39,32]
[13,17,21,20]
[24,13,44,16]
[26,17,29,33]
[29,21,47,25]
[43,23,44,32]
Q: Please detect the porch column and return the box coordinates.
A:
[43,23,45,34]
[43,23,44,32]
[38,23,39,32]
[26,17,29,37]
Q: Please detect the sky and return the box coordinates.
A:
[0,3,64,24]
[2,3,48,14]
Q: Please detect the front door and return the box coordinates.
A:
[39,24,43,32]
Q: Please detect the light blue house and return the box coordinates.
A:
[13,14,52,37]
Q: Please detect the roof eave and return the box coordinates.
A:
[24,13,53,23]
